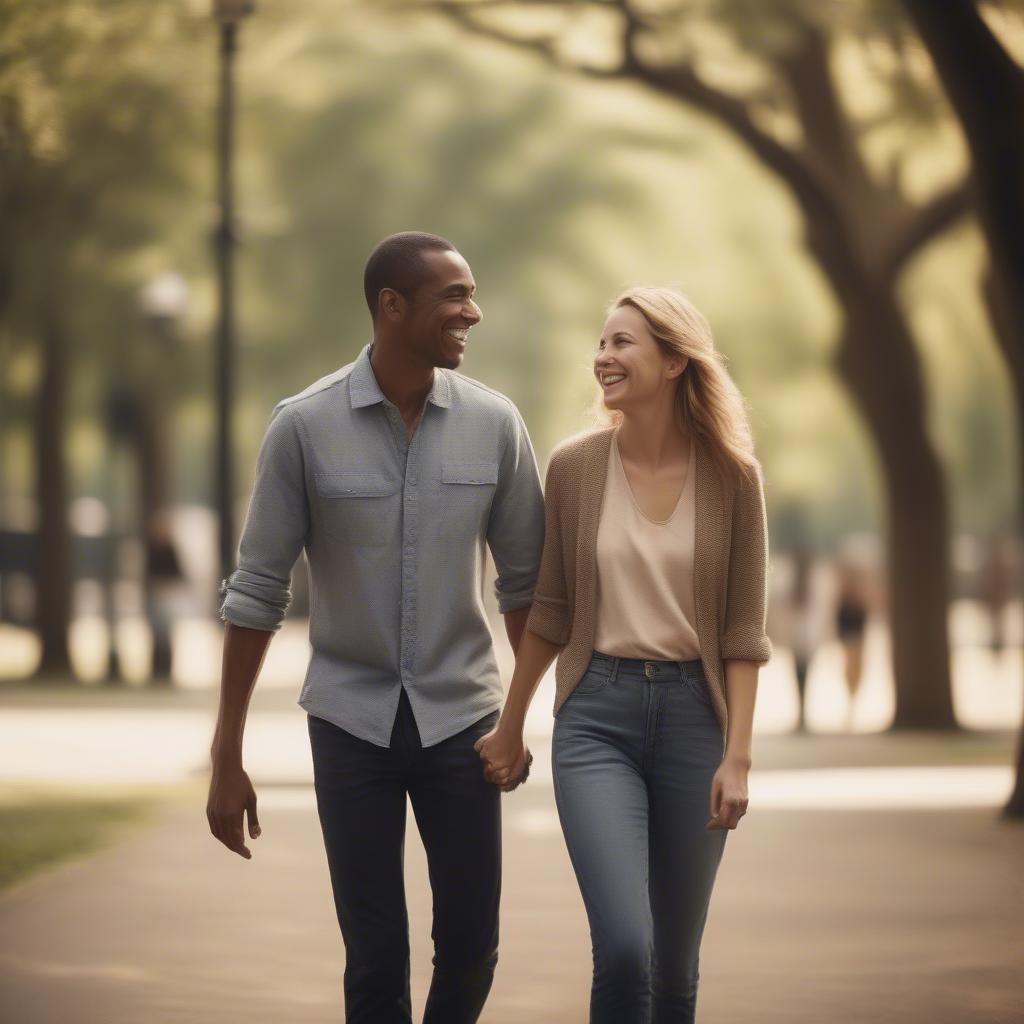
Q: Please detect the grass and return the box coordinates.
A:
[0,786,164,892]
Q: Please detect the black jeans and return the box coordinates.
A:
[308,690,501,1024]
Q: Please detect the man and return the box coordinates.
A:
[207,232,544,1023]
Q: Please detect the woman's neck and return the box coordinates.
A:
[616,402,689,469]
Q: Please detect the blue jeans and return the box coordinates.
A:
[552,651,728,1024]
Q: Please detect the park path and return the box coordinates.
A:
[1,731,1022,1023]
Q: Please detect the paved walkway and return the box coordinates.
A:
[2,635,1022,1022]
[2,746,1023,1022]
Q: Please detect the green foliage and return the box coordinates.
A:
[0,0,1017,551]
[0,791,153,890]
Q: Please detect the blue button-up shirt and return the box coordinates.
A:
[220,344,545,747]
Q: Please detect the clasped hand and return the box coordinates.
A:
[474,725,532,792]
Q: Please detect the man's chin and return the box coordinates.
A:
[439,349,465,370]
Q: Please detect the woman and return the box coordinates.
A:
[476,287,771,1023]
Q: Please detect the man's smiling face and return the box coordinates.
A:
[399,249,482,370]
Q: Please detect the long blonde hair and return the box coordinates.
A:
[597,286,760,483]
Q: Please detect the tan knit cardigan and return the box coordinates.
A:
[525,426,772,737]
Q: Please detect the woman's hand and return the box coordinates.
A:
[706,756,750,831]
[474,724,531,791]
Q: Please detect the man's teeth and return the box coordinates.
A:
[447,329,469,342]
[602,374,625,385]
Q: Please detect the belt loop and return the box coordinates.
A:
[677,660,687,684]
[611,656,620,684]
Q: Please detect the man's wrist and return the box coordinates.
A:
[211,742,243,771]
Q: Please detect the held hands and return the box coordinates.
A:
[706,756,750,831]
[207,763,262,859]
[474,725,533,792]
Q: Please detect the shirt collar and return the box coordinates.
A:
[349,343,452,410]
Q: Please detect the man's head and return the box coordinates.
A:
[363,232,482,370]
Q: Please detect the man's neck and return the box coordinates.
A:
[369,339,435,431]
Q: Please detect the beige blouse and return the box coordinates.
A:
[594,435,701,661]
[525,426,772,737]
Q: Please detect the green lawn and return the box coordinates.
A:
[0,788,161,892]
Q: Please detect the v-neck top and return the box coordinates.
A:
[593,433,701,660]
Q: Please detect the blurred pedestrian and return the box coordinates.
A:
[835,555,870,730]
[980,533,1014,656]
[773,544,822,731]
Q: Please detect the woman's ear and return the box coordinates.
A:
[667,354,689,379]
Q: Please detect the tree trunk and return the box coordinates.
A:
[901,0,1024,811]
[825,266,956,728]
[33,312,73,680]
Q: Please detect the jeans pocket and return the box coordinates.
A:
[684,670,713,707]
[571,668,611,696]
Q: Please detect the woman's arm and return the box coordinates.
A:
[709,465,771,831]
[707,658,759,830]
[475,628,562,788]
[722,658,758,768]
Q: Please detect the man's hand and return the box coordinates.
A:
[207,764,261,859]
[475,726,533,791]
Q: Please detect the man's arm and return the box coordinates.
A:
[207,624,273,858]
[487,406,545,617]
[207,403,310,858]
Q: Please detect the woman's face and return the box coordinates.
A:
[594,304,685,414]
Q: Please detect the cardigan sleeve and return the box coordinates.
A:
[721,464,773,664]
[525,451,571,645]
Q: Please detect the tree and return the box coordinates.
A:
[0,0,205,680]
[416,0,970,727]
[899,0,1024,814]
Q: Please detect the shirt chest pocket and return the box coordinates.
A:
[438,460,499,539]
[314,470,399,548]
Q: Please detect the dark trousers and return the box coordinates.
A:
[308,691,501,1024]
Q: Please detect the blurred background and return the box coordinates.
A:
[1,1,1022,1022]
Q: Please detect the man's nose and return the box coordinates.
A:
[464,299,482,325]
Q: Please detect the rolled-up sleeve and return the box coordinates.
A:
[220,403,309,632]
[487,406,545,614]
[721,465,773,664]
[525,452,571,646]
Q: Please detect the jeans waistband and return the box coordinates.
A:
[588,649,704,683]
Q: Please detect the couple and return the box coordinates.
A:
[207,232,771,1024]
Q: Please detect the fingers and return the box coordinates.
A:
[498,748,534,793]
[207,806,252,858]
[706,796,748,831]
[206,778,260,859]
[474,728,499,756]
[246,793,262,841]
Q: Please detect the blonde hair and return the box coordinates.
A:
[596,286,760,483]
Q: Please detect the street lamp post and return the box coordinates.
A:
[213,0,253,587]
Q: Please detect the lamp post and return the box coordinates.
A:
[213,0,253,587]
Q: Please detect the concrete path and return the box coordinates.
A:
[2,759,1022,1023]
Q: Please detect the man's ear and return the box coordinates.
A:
[379,288,406,323]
